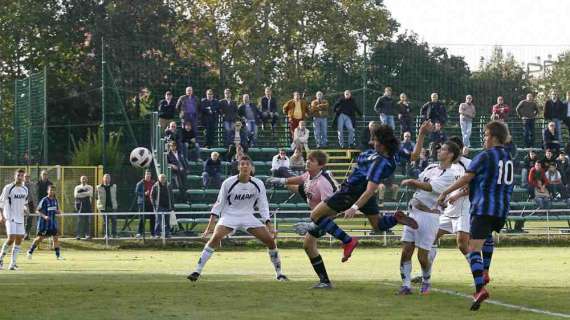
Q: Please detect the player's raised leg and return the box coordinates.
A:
[248,225,287,281]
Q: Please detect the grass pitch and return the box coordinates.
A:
[0,246,569,320]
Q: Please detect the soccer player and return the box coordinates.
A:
[0,169,29,270]
[398,138,461,295]
[27,184,63,260]
[437,121,514,311]
[187,155,288,282]
[268,150,339,288]
[309,123,418,262]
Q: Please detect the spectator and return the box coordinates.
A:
[202,152,222,188]
[543,121,560,153]
[420,92,447,125]
[534,180,551,211]
[374,86,397,129]
[74,175,93,240]
[164,121,180,145]
[228,144,246,175]
[23,173,37,240]
[291,120,310,152]
[458,94,476,147]
[429,122,447,161]
[219,88,239,146]
[289,147,305,175]
[397,93,413,136]
[521,150,538,187]
[158,90,176,130]
[504,135,518,160]
[37,170,53,203]
[151,174,173,238]
[260,87,279,133]
[96,174,118,239]
[410,148,429,178]
[360,121,381,151]
[545,165,562,200]
[271,148,292,178]
[563,91,570,134]
[179,121,200,161]
[491,96,510,122]
[516,93,539,148]
[176,86,199,136]
[200,89,219,148]
[238,94,261,146]
[398,131,415,175]
[543,149,557,169]
[556,152,570,200]
[167,141,188,190]
[231,121,249,152]
[135,170,155,239]
[282,91,309,138]
[528,161,548,200]
[309,91,329,148]
[544,90,565,141]
[333,90,361,148]
[378,174,400,204]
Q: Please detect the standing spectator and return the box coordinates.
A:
[398,131,415,175]
[164,121,180,145]
[167,141,188,190]
[200,89,219,148]
[543,149,557,169]
[521,150,538,187]
[397,93,413,136]
[563,91,570,135]
[96,174,118,239]
[260,87,279,133]
[429,122,447,162]
[135,170,155,239]
[528,161,548,200]
[333,90,361,148]
[544,90,565,141]
[271,149,292,178]
[545,165,562,200]
[282,91,309,138]
[179,121,200,161]
[219,89,239,146]
[158,90,176,130]
[291,120,310,152]
[37,170,53,204]
[543,121,560,153]
[238,94,261,147]
[458,95,476,147]
[309,91,329,148]
[176,86,199,136]
[504,135,517,159]
[289,147,305,176]
[420,93,447,125]
[23,173,37,240]
[374,86,396,129]
[228,144,246,176]
[556,152,570,200]
[151,174,173,238]
[516,93,539,148]
[491,96,510,122]
[74,176,93,240]
[202,152,222,188]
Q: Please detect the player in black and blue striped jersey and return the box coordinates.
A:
[27,184,63,260]
[438,121,514,311]
[310,123,418,263]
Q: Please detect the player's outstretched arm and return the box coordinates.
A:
[410,121,433,162]
[401,179,432,192]
[437,173,474,206]
[343,181,379,218]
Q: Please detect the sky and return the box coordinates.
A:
[383,0,570,71]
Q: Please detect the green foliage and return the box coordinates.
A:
[538,51,570,96]
[70,127,123,170]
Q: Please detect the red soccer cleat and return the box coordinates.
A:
[470,287,490,311]
[483,271,491,285]
[394,211,419,229]
[341,238,359,262]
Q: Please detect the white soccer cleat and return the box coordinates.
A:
[276,274,289,281]
[56,256,65,261]
[27,252,32,260]
[8,264,18,270]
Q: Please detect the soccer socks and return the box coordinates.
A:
[314,217,352,244]
[268,249,283,276]
[377,215,398,231]
[309,255,330,283]
[194,245,215,274]
[468,251,485,292]
[400,260,412,287]
[28,243,38,254]
[54,247,61,258]
[428,245,438,265]
[0,240,9,258]
[482,236,494,271]
[10,245,20,267]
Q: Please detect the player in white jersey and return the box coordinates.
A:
[0,169,29,270]
[187,155,288,282]
[398,122,461,295]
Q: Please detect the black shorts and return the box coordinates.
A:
[37,228,58,237]
[470,215,505,240]
[324,184,379,216]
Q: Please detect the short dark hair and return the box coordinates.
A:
[448,136,464,151]
[48,184,56,190]
[485,121,509,145]
[308,150,328,166]
[15,168,25,175]
[372,124,399,156]
[443,141,461,163]
[239,155,253,164]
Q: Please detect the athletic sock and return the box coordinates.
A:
[268,249,282,276]
[482,235,494,271]
[422,264,431,284]
[28,243,37,254]
[10,245,20,266]
[0,240,9,258]
[54,247,61,258]
[309,255,330,283]
[376,215,398,231]
[400,260,412,287]
[468,251,485,292]
[313,217,352,244]
[194,245,215,274]
[428,244,438,265]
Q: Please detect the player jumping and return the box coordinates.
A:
[27,184,63,260]
[438,121,514,311]
[187,155,288,282]
[0,169,29,270]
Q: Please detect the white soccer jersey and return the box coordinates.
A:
[443,156,472,217]
[211,176,270,222]
[0,183,29,223]
[412,164,457,211]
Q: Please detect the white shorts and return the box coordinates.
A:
[218,214,265,232]
[439,213,470,234]
[5,220,25,236]
[401,209,440,250]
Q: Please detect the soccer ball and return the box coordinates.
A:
[130,147,153,168]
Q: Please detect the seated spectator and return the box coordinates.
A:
[164,121,180,144]
[158,90,176,130]
[545,165,562,200]
[556,151,570,199]
[202,152,222,188]
[289,147,305,175]
[271,148,292,178]
[228,144,245,176]
[543,121,560,153]
[398,131,415,175]
[521,150,538,187]
[167,141,188,190]
[543,149,557,169]
[238,94,261,146]
[491,96,510,122]
[428,122,446,161]
[291,120,310,152]
[179,122,200,161]
[534,180,551,210]
[232,121,249,153]
[528,161,548,200]
[378,174,400,204]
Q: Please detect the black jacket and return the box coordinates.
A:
[374,95,397,115]
[420,101,447,124]
[260,96,278,113]
[158,99,176,119]
[219,99,239,122]
[151,182,172,210]
[544,99,565,119]
[238,103,262,122]
[200,98,220,121]
[333,97,362,118]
